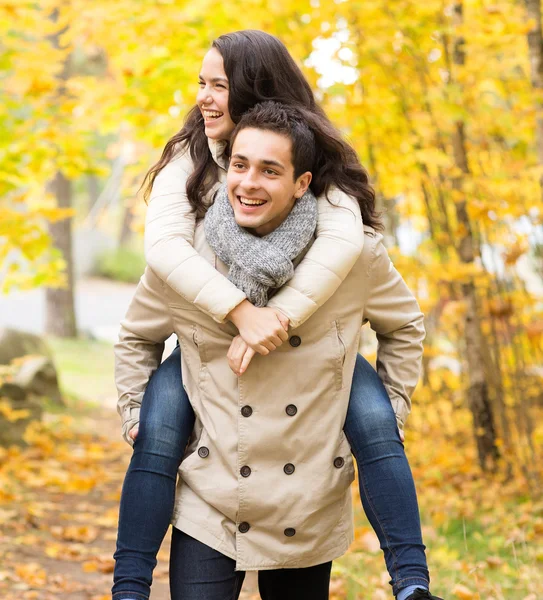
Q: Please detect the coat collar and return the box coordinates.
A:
[208,138,229,171]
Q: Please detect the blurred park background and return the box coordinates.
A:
[1,1,543,599]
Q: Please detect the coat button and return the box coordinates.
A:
[283,463,295,475]
[284,528,296,537]
[333,457,345,468]
[289,335,302,347]
[238,522,250,533]
[240,466,252,477]
[241,405,253,417]
[198,447,209,458]
[285,404,298,417]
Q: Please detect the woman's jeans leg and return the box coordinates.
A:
[169,527,332,600]
[344,354,430,596]
[112,345,194,600]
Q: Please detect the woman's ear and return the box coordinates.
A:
[294,171,313,198]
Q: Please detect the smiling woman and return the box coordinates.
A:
[197,49,236,140]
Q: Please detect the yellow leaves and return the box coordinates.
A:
[14,563,47,587]
[82,554,114,573]
[52,524,100,543]
[0,400,30,422]
[451,583,478,599]
[350,526,381,553]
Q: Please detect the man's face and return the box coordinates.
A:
[227,128,312,237]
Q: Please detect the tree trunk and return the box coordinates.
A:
[450,2,499,470]
[525,0,543,167]
[45,5,77,338]
[87,174,100,213]
[119,203,134,246]
[45,172,77,337]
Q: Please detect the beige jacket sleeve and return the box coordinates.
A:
[114,268,174,446]
[267,186,364,328]
[363,234,425,430]
[145,154,364,327]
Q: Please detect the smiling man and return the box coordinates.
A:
[115,102,431,599]
[227,126,312,236]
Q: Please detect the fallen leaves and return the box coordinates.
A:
[51,524,100,543]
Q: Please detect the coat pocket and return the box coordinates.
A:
[333,320,347,391]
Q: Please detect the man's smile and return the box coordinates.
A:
[238,195,267,208]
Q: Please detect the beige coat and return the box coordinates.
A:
[115,223,425,570]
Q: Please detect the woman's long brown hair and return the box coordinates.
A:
[142,30,381,229]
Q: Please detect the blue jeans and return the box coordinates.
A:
[169,528,332,600]
[112,349,429,599]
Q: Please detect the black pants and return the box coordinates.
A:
[169,527,332,600]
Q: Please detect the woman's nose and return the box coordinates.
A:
[197,88,212,105]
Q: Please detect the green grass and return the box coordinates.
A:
[46,336,116,411]
[94,246,146,283]
[336,504,543,599]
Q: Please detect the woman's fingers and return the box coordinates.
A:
[129,425,139,440]
[273,310,290,333]
[261,339,277,353]
[277,327,289,342]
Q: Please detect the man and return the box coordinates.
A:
[115,102,434,599]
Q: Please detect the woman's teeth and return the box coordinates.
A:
[239,196,266,206]
[203,110,223,119]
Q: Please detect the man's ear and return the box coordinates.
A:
[294,172,312,198]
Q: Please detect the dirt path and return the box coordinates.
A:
[0,405,258,600]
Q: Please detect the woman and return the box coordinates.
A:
[113,30,439,600]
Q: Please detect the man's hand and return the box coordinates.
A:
[227,300,289,355]
[227,335,256,376]
[129,425,139,441]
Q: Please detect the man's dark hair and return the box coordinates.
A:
[230,101,316,180]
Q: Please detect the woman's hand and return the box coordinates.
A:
[227,335,256,376]
[129,425,139,441]
[227,300,289,355]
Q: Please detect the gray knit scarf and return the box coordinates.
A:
[204,184,318,307]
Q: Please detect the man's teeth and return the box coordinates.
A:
[203,110,223,119]
[239,197,266,206]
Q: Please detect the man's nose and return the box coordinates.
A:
[239,169,260,189]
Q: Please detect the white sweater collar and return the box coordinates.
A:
[207,138,229,171]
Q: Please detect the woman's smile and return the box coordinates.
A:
[202,109,224,123]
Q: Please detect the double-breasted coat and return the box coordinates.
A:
[115,219,425,570]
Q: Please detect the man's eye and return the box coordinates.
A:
[232,163,245,169]
[264,169,277,175]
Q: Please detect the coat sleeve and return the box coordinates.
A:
[144,153,247,323]
[267,187,364,328]
[114,268,175,446]
[363,237,425,430]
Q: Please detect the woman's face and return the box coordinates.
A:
[197,48,237,141]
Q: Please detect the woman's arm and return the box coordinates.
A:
[267,187,364,328]
[144,151,247,323]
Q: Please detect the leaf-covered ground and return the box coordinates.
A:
[0,405,259,600]
[1,401,541,599]
[0,337,541,599]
